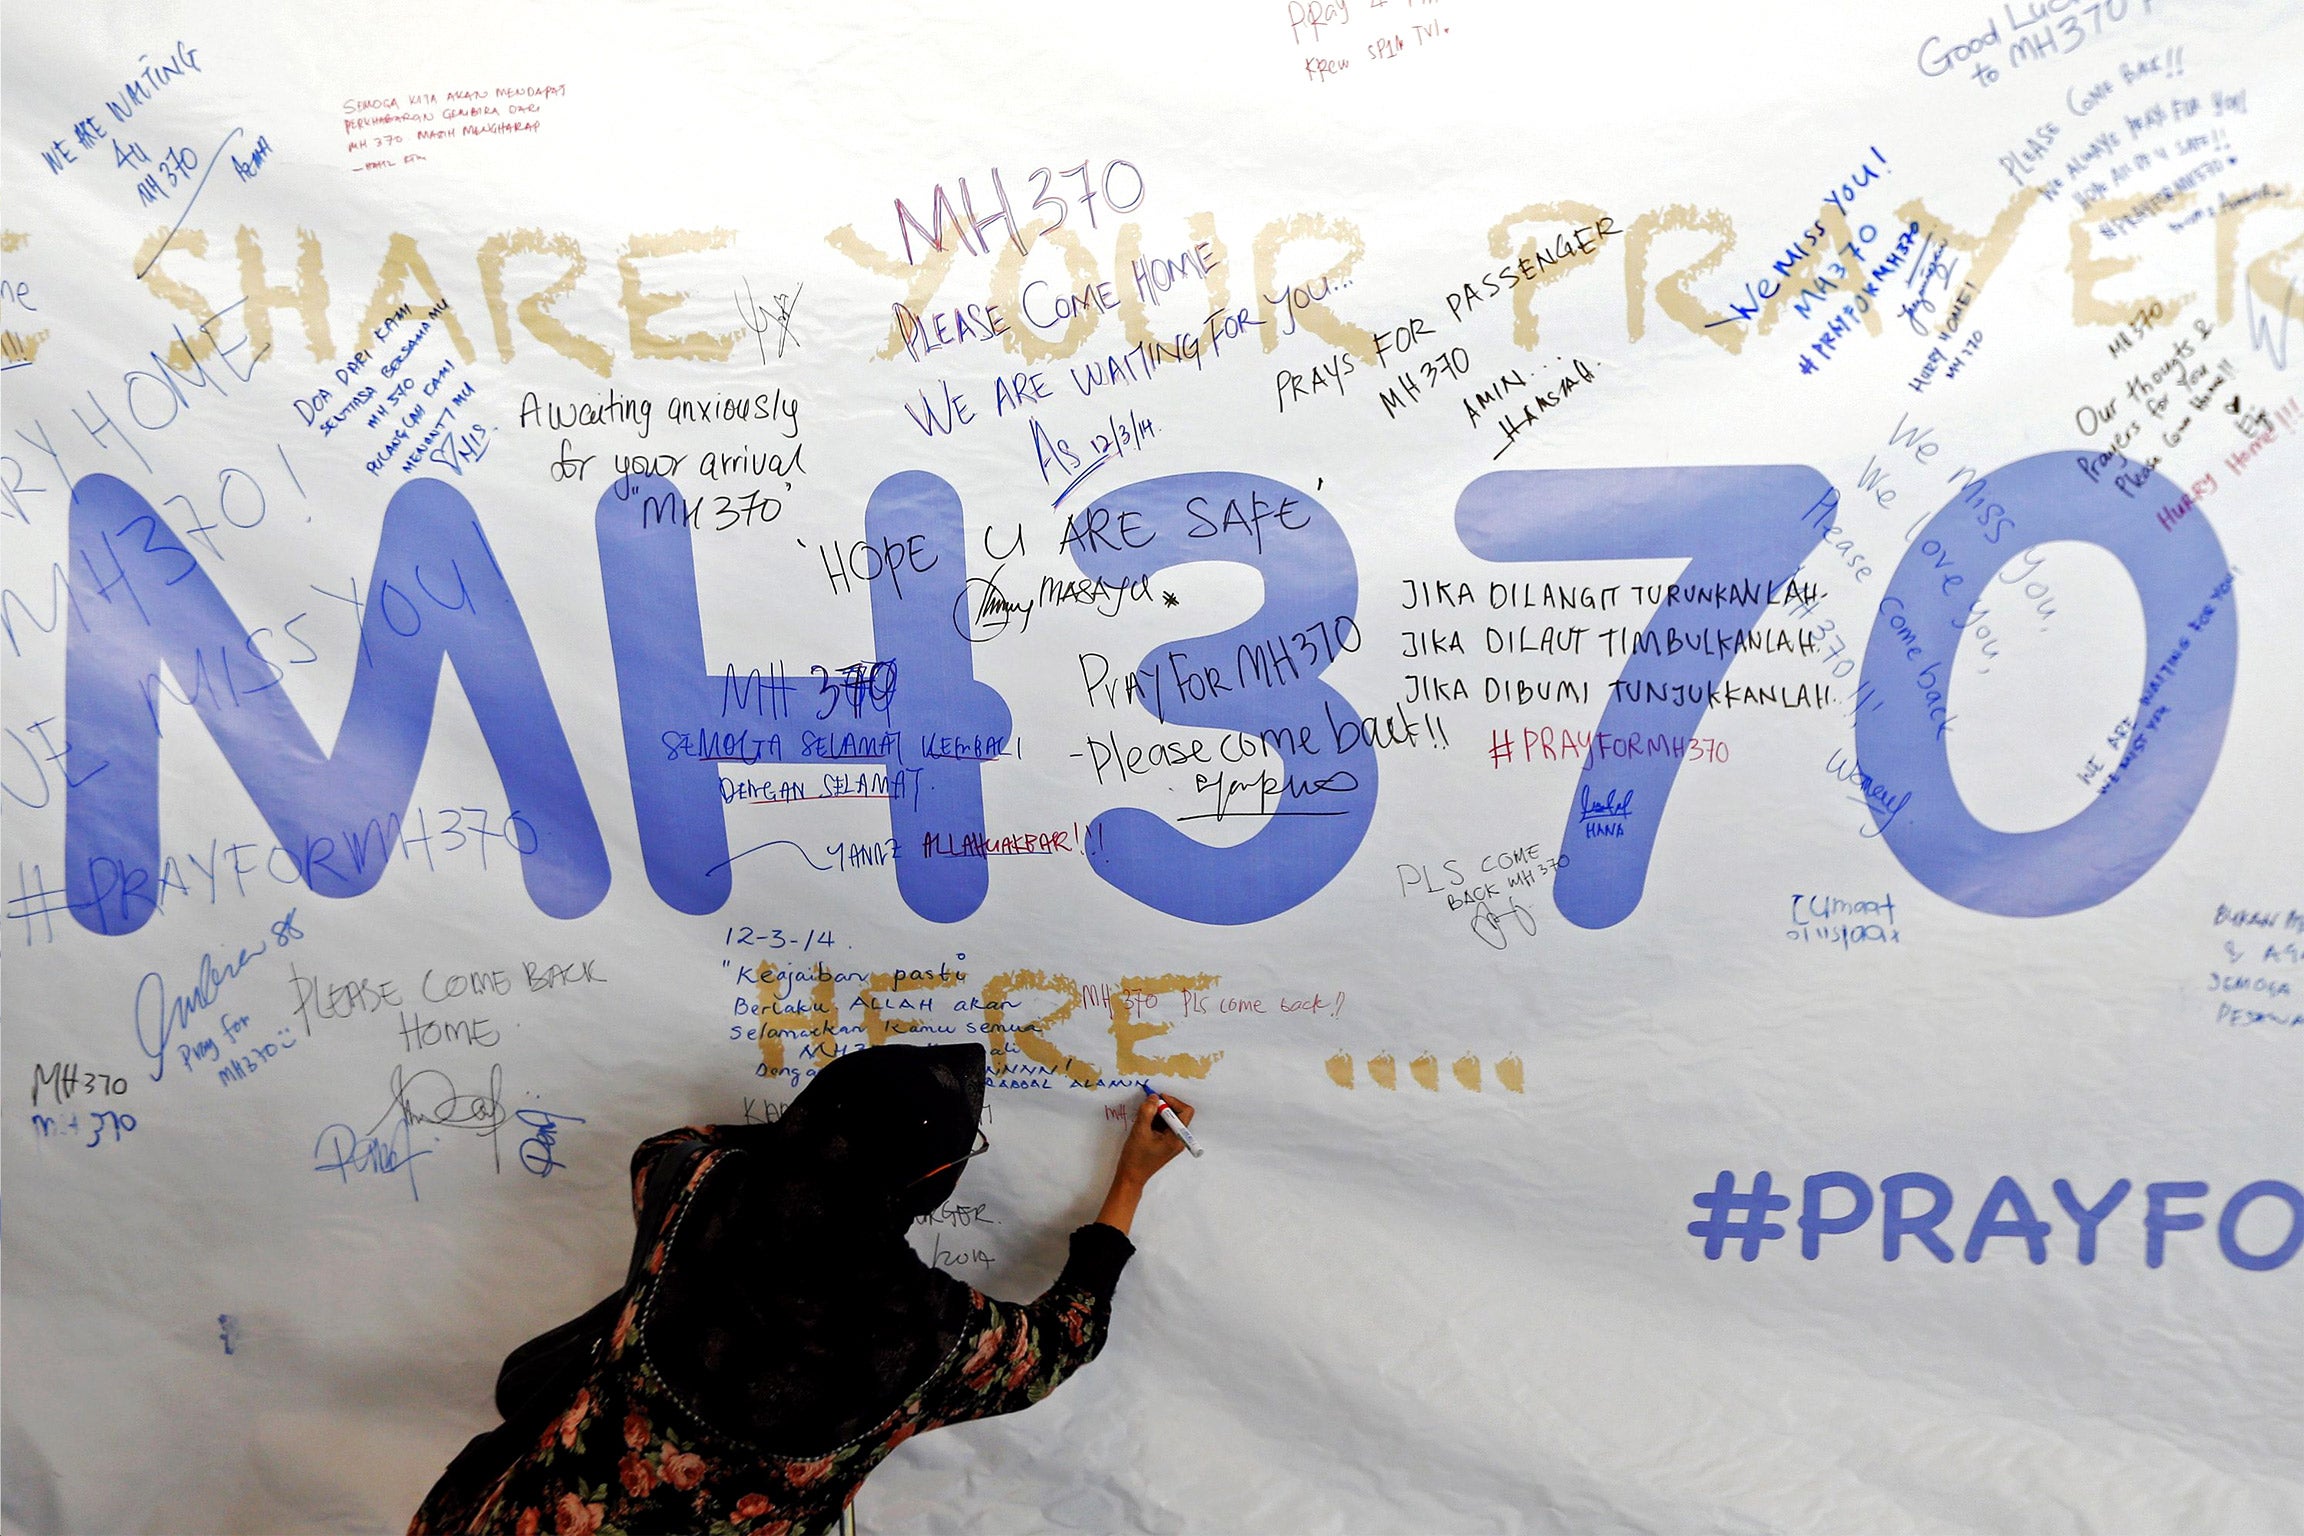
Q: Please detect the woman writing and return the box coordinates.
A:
[410,1042,1194,1536]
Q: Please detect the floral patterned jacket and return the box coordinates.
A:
[409,1126,1136,1536]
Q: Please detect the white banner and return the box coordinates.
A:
[4,2,2300,1531]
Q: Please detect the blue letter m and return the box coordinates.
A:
[65,474,608,934]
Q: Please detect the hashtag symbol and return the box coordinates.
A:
[1686,1170,1790,1260]
[1488,730,1515,768]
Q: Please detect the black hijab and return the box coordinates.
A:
[644,1043,989,1452]
[420,1046,989,1522]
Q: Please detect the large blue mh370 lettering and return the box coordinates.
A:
[57,450,2236,935]
[63,473,609,934]
[597,471,1009,923]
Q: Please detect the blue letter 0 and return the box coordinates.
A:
[1064,474,1374,924]
[1856,454,2235,915]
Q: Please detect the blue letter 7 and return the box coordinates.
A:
[1455,467,1833,928]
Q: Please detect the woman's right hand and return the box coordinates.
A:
[1115,1092,1195,1187]
[1095,1093,1196,1235]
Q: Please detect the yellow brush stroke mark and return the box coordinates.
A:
[477,228,612,375]
[358,234,478,363]
[1,330,49,364]
[1252,213,1377,360]
[2215,188,2304,324]
[859,968,966,1047]
[621,229,741,361]
[1340,1048,1519,1091]
[756,963,840,1075]
[132,227,223,369]
[1487,200,1613,350]
[236,226,335,361]
[2070,199,2195,324]
[990,218,1106,363]
[1109,973,1222,1078]
[0,231,28,253]
[1755,206,1880,341]
[981,969,1099,1086]
[1900,187,2040,325]
[825,223,959,361]
[1117,212,1229,350]
[1623,204,1739,350]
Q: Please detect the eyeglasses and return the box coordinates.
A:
[905,1128,990,1189]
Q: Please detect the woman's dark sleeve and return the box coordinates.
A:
[917,1222,1137,1425]
[625,1121,780,1223]
[627,1125,714,1217]
[489,1127,752,1418]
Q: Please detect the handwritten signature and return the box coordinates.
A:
[734,278,802,363]
[2244,275,2297,372]
[1469,895,1540,951]
[1576,785,1636,822]
[132,909,299,1081]
[384,1062,510,1170]
[316,1063,583,1197]
[312,1116,432,1201]
[516,1107,585,1177]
